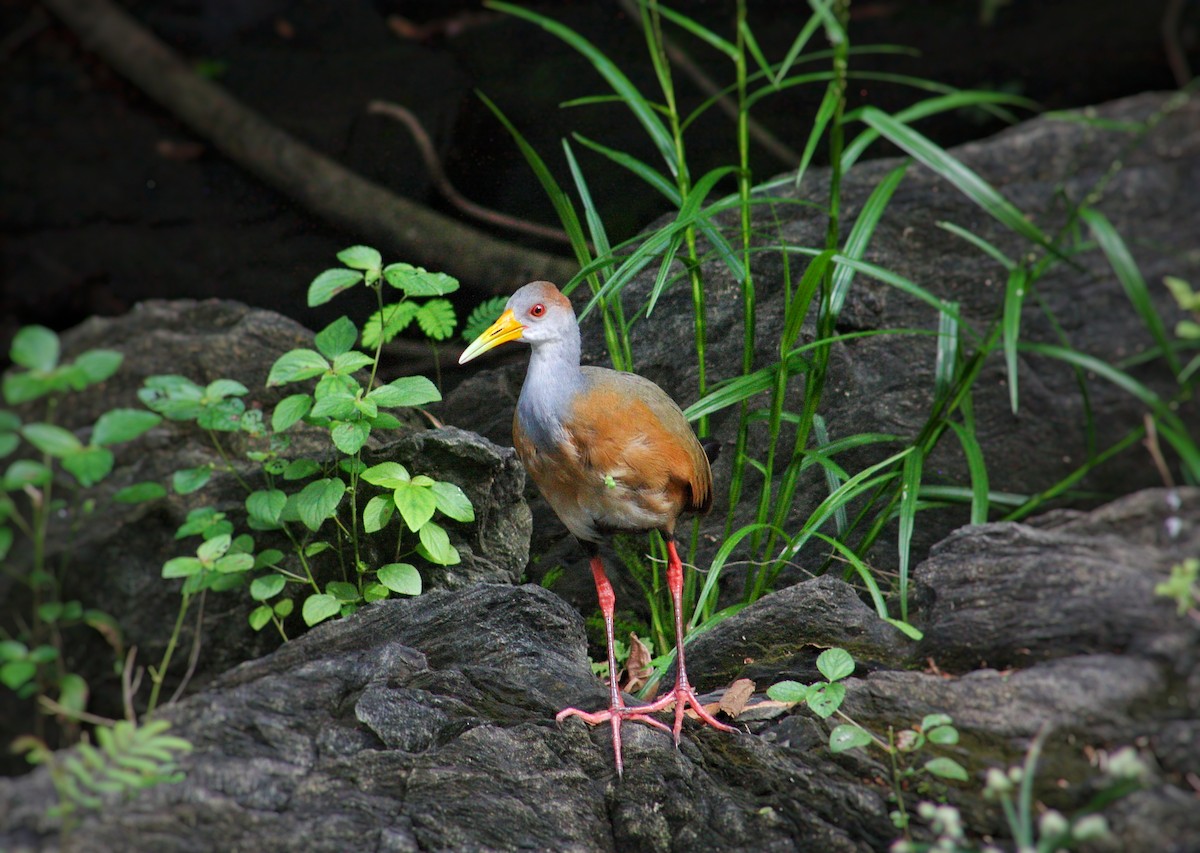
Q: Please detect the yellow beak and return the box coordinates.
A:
[458,309,525,364]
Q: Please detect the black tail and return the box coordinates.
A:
[700,438,721,465]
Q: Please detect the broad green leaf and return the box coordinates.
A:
[330,420,370,455]
[73,349,123,384]
[246,489,287,526]
[326,581,359,602]
[274,599,294,618]
[336,245,382,272]
[204,379,249,400]
[367,376,441,408]
[296,478,345,531]
[363,582,389,602]
[0,640,28,660]
[417,521,458,565]
[172,466,211,495]
[0,659,37,690]
[924,757,969,781]
[138,374,204,420]
[254,548,285,569]
[161,556,203,578]
[267,349,330,386]
[353,397,378,419]
[362,462,409,488]
[921,713,954,730]
[308,268,363,307]
[805,681,845,719]
[765,680,807,704]
[248,605,273,631]
[377,563,421,596]
[332,351,375,376]
[196,397,246,432]
[21,423,81,457]
[393,480,437,532]
[250,574,286,601]
[816,648,855,682]
[927,725,959,745]
[10,325,59,371]
[62,447,114,487]
[415,299,456,341]
[0,433,16,458]
[282,458,321,480]
[114,484,168,503]
[829,724,874,753]
[430,481,474,522]
[301,593,341,626]
[315,316,359,359]
[381,263,460,296]
[362,494,394,533]
[272,394,313,432]
[92,409,161,446]
[214,553,254,574]
[197,533,231,563]
[3,459,51,490]
[309,386,357,420]
[2,372,51,405]
[367,411,402,430]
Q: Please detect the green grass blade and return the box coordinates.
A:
[858,107,1052,251]
[782,250,835,353]
[831,161,910,316]
[1154,417,1200,482]
[572,134,680,203]
[772,2,827,83]
[812,414,848,535]
[794,80,843,190]
[811,532,889,619]
[656,3,738,59]
[689,523,786,631]
[1081,207,1180,375]
[936,222,1016,270]
[896,448,924,621]
[934,300,959,403]
[1003,268,1028,414]
[947,421,990,524]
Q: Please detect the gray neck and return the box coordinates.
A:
[517,330,584,452]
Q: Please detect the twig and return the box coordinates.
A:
[168,590,206,705]
[1143,413,1176,488]
[39,695,116,728]
[1162,0,1194,88]
[121,646,138,723]
[39,0,577,293]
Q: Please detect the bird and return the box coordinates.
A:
[459,280,735,775]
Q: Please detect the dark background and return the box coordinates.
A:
[1,0,1194,365]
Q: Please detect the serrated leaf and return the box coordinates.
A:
[302,593,341,626]
[805,681,846,719]
[829,724,874,753]
[430,481,474,522]
[377,563,421,596]
[62,447,114,487]
[296,478,345,531]
[331,351,375,376]
[924,756,969,781]
[161,557,203,578]
[4,459,51,489]
[272,394,313,432]
[248,605,273,631]
[172,466,211,495]
[461,296,509,342]
[267,349,330,386]
[309,387,357,421]
[362,462,409,488]
[196,397,246,432]
[114,482,168,503]
[362,302,419,348]
[315,316,359,359]
[246,489,286,526]
[816,648,855,682]
[367,376,441,408]
[250,574,286,601]
[393,480,437,531]
[362,494,394,533]
[21,423,81,457]
[10,325,60,371]
[308,268,363,307]
[417,521,457,565]
[92,409,161,446]
[330,420,370,455]
[415,299,456,341]
[382,263,460,296]
[336,245,382,272]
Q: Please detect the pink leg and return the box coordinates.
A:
[631,538,736,744]
[556,553,671,776]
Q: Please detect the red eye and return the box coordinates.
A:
[530,303,546,317]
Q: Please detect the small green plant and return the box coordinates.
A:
[140,247,476,638]
[1156,558,1199,616]
[1165,275,1200,382]
[768,648,967,834]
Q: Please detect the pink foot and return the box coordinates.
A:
[556,700,673,777]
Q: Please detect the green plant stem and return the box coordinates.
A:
[886,726,912,837]
[206,431,253,493]
[145,592,191,719]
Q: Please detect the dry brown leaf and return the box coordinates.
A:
[718,678,756,718]
[620,632,654,694]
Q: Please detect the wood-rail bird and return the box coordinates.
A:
[459,280,735,775]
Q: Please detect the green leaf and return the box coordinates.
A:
[274,599,294,618]
[326,581,359,602]
[10,325,60,371]
[367,376,441,408]
[0,527,12,562]
[362,462,410,488]
[246,489,287,527]
[924,756,969,781]
[248,605,273,631]
[393,480,437,532]
[296,478,345,531]
[330,420,370,455]
[21,423,81,457]
[415,299,456,341]
[0,433,15,459]
[921,713,954,730]
[417,521,458,565]
[92,409,161,446]
[254,548,285,569]
[250,574,286,601]
[336,245,382,272]
[430,481,474,522]
[805,681,845,719]
[272,394,313,432]
[73,349,123,384]
[353,397,378,419]
[282,458,321,480]
[0,659,37,690]
[267,349,330,386]
[197,533,231,563]
[4,459,51,490]
[309,386,357,420]
[815,648,855,682]
[362,494,394,533]
[204,379,248,401]
[308,268,363,307]
[301,593,341,627]
[927,725,959,745]
[765,680,807,704]
[381,263,460,296]
[161,556,203,578]
[314,316,359,359]
[62,447,114,487]
[0,640,28,661]
[57,673,89,717]
[114,482,167,503]
[196,397,246,432]
[883,617,925,641]
[377,563,421,596]
[363,582,390,602]
[172,466,211,495]
[461,296,509,342]
[362,302,419,348]
[2,372,49,405]
[331,351,375,376]
[829,724,874,754]
[138,374,204,420]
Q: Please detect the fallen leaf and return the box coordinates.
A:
[620,632,654,694]
[718,678,756,718]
